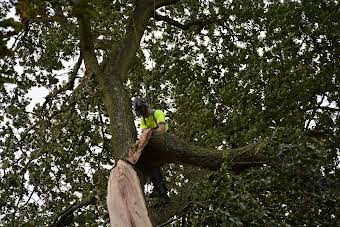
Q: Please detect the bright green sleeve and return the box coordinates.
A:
[140,118,147,129]
[154,110,166,124]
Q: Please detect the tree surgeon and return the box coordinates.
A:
[128,97,169,200]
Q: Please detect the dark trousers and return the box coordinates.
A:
[150,167,167,195]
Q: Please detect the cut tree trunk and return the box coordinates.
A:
[107,160,152,227]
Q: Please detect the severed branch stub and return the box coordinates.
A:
[107,160,152,227]
[107,129,154,226]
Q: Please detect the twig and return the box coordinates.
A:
[42,54,83,110]
[318,106,340,112]
[11,171,27,223]
[19,54,83,142]
[305,95,326,130]
[154,13,213,30]
[20,186,36,208]
[154,13,235,33]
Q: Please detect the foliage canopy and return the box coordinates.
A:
[0,0,339,226]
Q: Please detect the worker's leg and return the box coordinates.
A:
[150,167,168,197]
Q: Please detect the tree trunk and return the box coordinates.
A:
[75,0,267,224]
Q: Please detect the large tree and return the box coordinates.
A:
[0,0,338,226]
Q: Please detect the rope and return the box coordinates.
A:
[150,0,156,106]
[144,0,157,105]
[132,3,168,218]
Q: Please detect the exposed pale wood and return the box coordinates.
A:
[127,129,153,164]
[107,160,152,227]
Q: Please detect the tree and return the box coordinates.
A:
[0,0,338,226]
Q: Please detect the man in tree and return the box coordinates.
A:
[128,97,169,200]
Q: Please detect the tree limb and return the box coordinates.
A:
[149,165,207,225]
[102,1,155,80]
[73,1,101,77]
[42,54,83,110]
[101,0,181,79]
[137,133,267,171]
[318,106,340,112]
[155,201,193,227]
[135,134,266,225]
[154,0,181,9]
[305,95,326,129]
[49,195,97,227]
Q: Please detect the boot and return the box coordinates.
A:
[149,167,170,201]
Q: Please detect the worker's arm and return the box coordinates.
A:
[127,128,153,164]
[155,123,166,133]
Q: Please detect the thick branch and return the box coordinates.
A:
[150,166,207,225]
[102,1,154,80]
[74,1,138,157]
[49,195,97,227]
[154,0,181,8]
[138,134,266,225]
[154,13,238,39]
[318,106,340,112]
[102,0,180,79]
[138,133,267,171]
[74,3,101,76]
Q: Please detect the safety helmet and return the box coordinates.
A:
[133,97,149,117]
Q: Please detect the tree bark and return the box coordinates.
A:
[138,132,267,171]
[75,2,140,157]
